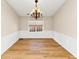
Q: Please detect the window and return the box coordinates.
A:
[28,20,44,32]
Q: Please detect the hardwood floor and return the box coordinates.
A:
[2,38,76,59]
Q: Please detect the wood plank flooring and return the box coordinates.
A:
[2,38,76,59]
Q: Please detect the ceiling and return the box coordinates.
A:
[6,0,66,16]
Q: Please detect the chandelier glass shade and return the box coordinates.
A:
[31,0,42,19]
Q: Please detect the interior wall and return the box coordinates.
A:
[1,0,19,54]
[52,0,77,38]
[1,0,77,56]
[1,0,19,37]
[19,16,53,31]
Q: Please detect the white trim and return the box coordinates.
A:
[19,31,53,38]
[52,31,77,57]
[1,31,77,57]
[1,32,19,54]
[19,31,77,57]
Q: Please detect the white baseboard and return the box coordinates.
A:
[1,32,19,55]
[19,31,53,38]
[52,31,77,57]
[1,31,77,57]
[19,31,77,57]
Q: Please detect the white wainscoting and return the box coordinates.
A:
[19,31,77,57]
[52,31,77,57]
[1,32,19,54]
[1,31,77,57]
[19,31,53,38]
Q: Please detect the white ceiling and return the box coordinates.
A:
[6,0,66,16]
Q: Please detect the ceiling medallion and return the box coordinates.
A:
[31,0,42,20]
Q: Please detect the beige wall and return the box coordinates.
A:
[19,17,28,31]
[44,16,54,31]
[1,0,19,37]
[1,0,76,38]
[52,0,77,38]
[19,16,53,31]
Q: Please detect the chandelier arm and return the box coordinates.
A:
[31,0,42,20]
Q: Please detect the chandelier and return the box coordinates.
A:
[31,0,42,20]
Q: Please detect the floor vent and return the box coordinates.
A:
[19,38,23,40]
